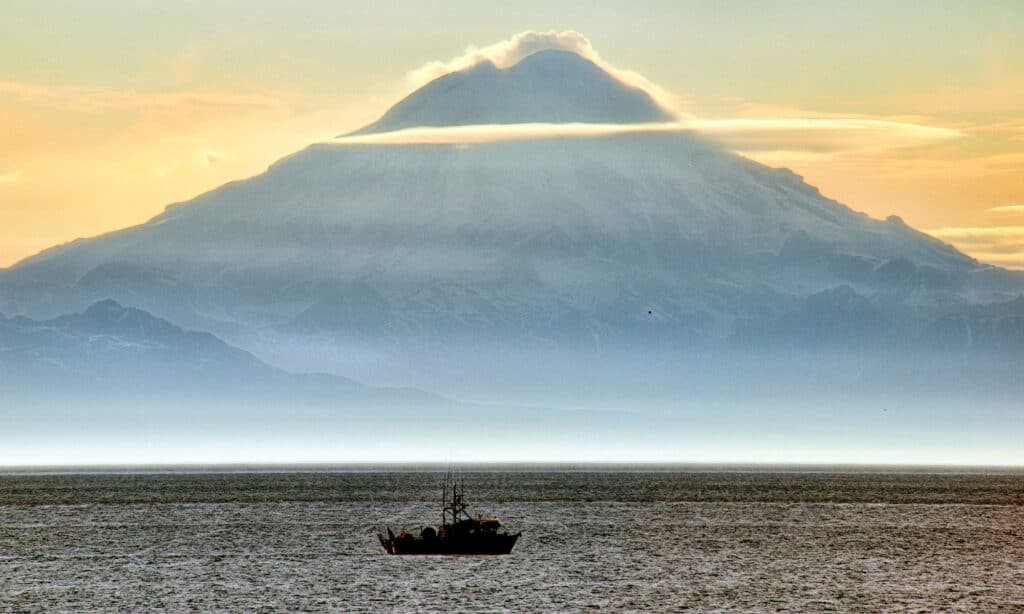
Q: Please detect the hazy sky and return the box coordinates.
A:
[1,1,1022,267]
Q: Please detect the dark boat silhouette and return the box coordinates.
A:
[378,470,521,555]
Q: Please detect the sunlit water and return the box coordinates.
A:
[2,467,1023,612]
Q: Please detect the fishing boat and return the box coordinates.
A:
[378,470,521,555]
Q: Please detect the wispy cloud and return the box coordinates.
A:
[988,204,1024,215]
[327,118,960,155]
[406,30,684,116]
[328,122,680,145]
[926,226,1024,269]
[721,101,936,126]
[693,118,960,155]
[927,226,1024,242]
[0,80,285,114]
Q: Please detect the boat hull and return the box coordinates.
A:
[379,531,520,555]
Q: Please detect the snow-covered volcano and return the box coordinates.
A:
[4,43,1023,466]
[1,49,1021,365]
[351,49,675,134]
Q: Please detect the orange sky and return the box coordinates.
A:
[1,3,1021,268]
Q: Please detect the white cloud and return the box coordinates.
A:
[693,118,961,155]
[329,122,681,145]
[988,204,1024,215]
[368,33,962,157]
[406,30,683,116]
[357,31,964,159]
[327,118,960,155]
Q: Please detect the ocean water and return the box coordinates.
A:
[2,466,1023,612]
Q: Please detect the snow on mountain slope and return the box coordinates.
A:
[0,130,987,346]
[3,44,1023,464]
[0,49,1016,357]
[351,49,675,135]
[12,131,970,271]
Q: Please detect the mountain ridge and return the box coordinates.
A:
[0,49,1022,401]
[0,131,1011,345]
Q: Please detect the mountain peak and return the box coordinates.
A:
[85,298,126,315]
[514,48,604,69]
[349,50,675,135]
[71,299,176,337]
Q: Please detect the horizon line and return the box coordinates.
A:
[3,460,1024,474]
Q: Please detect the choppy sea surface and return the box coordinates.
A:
[2,465,1023,612]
